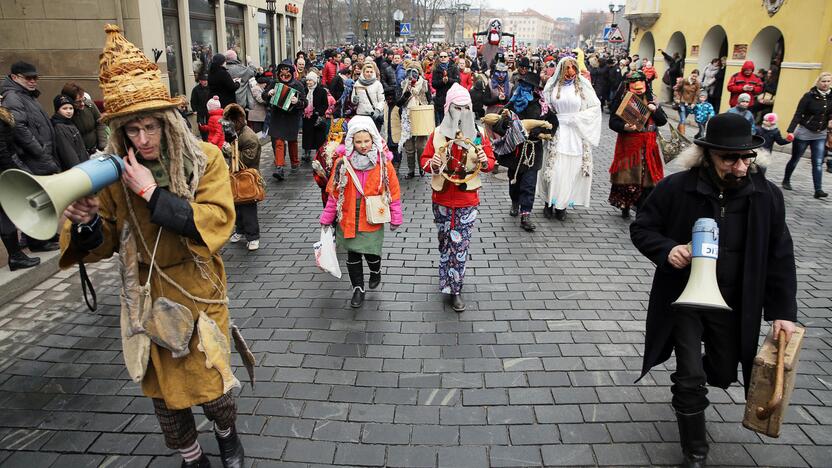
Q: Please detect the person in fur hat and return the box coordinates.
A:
[396,60,432,179]
[608,70,668,219]
[420,83,495,313]
[224,103,263,251]
[60,25,248,468]
[630,112,797,468]
[319,116,403,308]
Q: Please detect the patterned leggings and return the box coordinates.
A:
[152,392,237,449]
[433,204,477,295]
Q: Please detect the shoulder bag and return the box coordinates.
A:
[229,141,266,204]
[343,157,391,225]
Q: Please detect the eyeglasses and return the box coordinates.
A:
[718,151,756,165]
[124,123,162,138]
[439,55,449,58]
[16,74,38,81]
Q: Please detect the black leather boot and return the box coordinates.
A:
[451,293,465,312]
[181,453,211,468]
[350,286,365,308]
[367,257,382,289]
[520,213,536,232]
[677,411,708,468]
[215,428,245,468]
[554,208,567,221]
[542,204,553,219]
[509,203,519,217]
[8,251,40,271]
[621,208,631,219]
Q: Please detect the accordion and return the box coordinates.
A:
[270,82,298,111]
[615,92,652,131]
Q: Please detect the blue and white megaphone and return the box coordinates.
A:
[672,217,732,312]
[0,154,125,240]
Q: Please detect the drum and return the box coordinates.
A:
[410,104,435,136]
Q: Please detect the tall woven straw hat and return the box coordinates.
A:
[99,24,183,123]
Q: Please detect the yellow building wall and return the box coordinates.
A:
[631,0,832,122]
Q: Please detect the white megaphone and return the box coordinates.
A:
[0,155,125,240]
[672,217,731,312]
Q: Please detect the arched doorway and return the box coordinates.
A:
[662,31,686,102]
[698,25,728,72]
[748,26,784,122]
[638,32,655,64]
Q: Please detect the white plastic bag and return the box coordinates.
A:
[314,226,342,278]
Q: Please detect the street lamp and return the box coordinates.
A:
[458,3,470,45]
[361,18,370,50]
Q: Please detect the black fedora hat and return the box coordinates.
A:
[694,112,765,151]
[519,72,541,89]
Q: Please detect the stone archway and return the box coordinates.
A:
[661,31,686,102]
[698,25,728,72]
[637,32,655,64]
[748,26,784,72]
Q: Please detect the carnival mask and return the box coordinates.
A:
[563,64,577,81]
[494,71,507,81]
[628,80,647,95]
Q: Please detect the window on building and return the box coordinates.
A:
[257,10,274,67]
[161,0,185,97]
[189,0,217,77]
[285,16,296,59]
[225,2,246,63]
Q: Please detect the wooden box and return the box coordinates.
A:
[742,326,805,438]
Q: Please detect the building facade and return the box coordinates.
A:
[626,0,832,117]
[503,9,557,47]
[0,0,304,110]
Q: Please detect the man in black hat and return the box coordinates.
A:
[630,112,798,468]
[1,61,60,251]
[510,56,531,88]
[190,72,211,140]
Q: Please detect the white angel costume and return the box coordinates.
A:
[537,58,602,211]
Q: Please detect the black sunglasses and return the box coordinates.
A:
[718,151,757,164]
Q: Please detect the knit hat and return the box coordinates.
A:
[738,93,751,104]
[763,112,777,124]
[225,49,238,61]
[305,71,319,83]
[53,94,74,112]
[206,95,221,111]
[698,89,708,98]
[98,24,184,123]
[443,82,472,114]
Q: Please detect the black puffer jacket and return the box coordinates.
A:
[0,107,27,172]
[787,86,832,133]
[51,114,88,170]
[1,75,59,175]
[375,56,398,101]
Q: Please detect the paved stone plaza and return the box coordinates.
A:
[0,116,830,467]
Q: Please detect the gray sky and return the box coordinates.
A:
[480,0,621,21]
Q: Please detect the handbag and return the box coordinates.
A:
[229,141,266,204]
[657,124,691,164]
[363,88,385,128]
[343,158,391,225]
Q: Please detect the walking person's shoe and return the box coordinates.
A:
[621,208,631,219]
[181,453,211,468]
[542,204,553,219]
[781,180,792,190]
[451,293,465,313]
[509,203,519,217]
[8,251,40,271]
[229,233,243,243]
[827,165,832,174]
[290,165,299,174]
[520,213,536,232]
[368,269,381,289]
[676,411,708,468]
[214,427,245,468]
[272,167,284,181]
[554,208,567,221]
[404,172,416,180]
[350,286,365,308]
[246,240,260,251]
[815,190,828,199]
[28,241,60,252]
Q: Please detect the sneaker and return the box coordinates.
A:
[229,233,243,243]
[247,240,260,250]
[520,213,536,232]
[509,203,519,217]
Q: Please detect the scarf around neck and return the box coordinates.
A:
[350,148,379,171]
[359,76,377,87]
[508,82,534,113]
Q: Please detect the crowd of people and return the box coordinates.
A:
[0,26,824,467]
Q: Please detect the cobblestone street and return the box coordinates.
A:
[0,115,830,467]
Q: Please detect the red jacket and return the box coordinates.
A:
[200,108,225,149]
[322,60,338,87]
[727,61,764,107]
[459,71,473,90]
[420,131,495,208]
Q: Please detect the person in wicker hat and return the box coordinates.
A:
[59,25,246,468]
[608,70,668,219]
